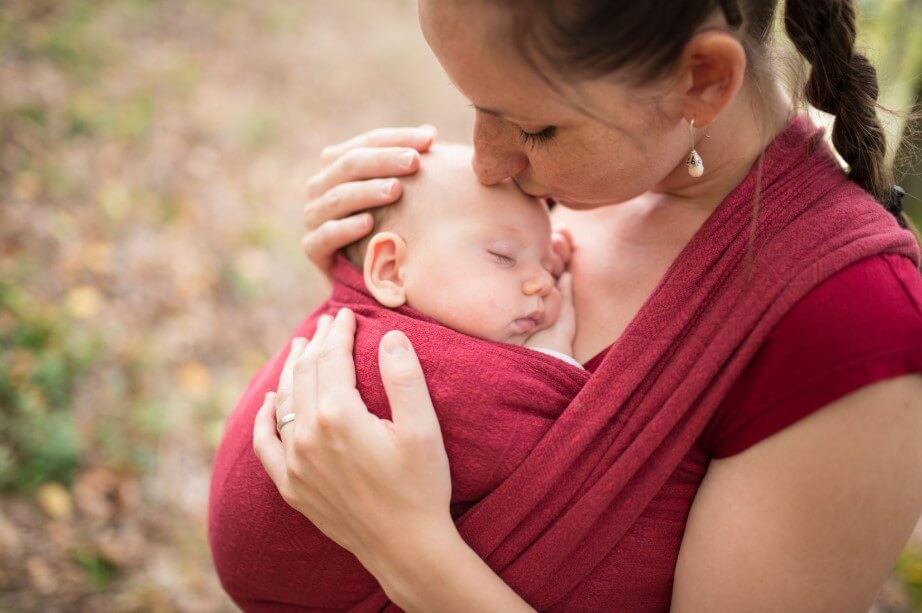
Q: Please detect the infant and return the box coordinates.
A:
[341,143,579,367]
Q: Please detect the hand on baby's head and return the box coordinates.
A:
[343,144,572,353]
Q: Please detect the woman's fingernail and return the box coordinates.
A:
[398,151,416,169]
[382,330,411,355]
[381,179,396,197]
[350,213,372,230]
[335,307,352,322]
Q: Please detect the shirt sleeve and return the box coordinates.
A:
[702,253,922,459]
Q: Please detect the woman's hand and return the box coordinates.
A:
[524,272,576,358]
[303,126,437,277]
[252,308,456,579]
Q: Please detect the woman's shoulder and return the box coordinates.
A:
[700,252,922,458]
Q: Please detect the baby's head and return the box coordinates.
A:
[344,144,560,345]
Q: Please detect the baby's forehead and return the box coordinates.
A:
[401,144,543,221]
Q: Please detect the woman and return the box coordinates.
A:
[216,0,922,610]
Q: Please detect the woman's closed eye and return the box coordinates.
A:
[517,126,556,148]
[488,251,516,266]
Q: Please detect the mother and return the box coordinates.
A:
[212,0,922,610]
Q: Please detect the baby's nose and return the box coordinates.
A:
[523,268,554,297]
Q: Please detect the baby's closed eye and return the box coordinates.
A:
[488,250,516,266]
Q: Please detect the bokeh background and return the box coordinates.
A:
[1,0,921,610]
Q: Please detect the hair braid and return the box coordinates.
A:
[782,0,904,224]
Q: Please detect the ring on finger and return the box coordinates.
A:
[277,412,296,433]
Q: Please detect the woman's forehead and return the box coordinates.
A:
[419,0,569,120]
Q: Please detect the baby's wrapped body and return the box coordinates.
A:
[209,256,588,611]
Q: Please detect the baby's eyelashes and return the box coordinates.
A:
[488,250,516,266]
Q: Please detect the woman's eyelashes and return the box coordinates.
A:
[488,250,517,266]
[517,125,556,148]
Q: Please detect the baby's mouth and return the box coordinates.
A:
[512,310,545,334]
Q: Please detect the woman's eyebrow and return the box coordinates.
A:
[470,103,543,124]
[474,105,504,117]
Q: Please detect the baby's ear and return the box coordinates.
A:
[363,232,408,308]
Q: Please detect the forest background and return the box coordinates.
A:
[2,0,922,610]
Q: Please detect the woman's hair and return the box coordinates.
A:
[496,0,913,230]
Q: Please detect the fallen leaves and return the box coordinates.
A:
[36,482,74,520]
[64,285,103,319]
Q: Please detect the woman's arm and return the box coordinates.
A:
[672,374,922,612]
[253,309,534,612]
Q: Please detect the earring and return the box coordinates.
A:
[686,117,704,178]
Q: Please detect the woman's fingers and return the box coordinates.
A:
[557,272,575,322]
[306,147,422,203]
[291,314,334,427]
[301,214,374,269]
[378,330,442,438]
[320,125,436,164]
[275,337,308,421]
[549,227,574,278]
[303,126,436,278]
[303,178,403,231]
[315,309,360,405]
[253,391,286,485]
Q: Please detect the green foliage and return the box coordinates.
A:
[71,549,119,589]
[896,546,922,612]
[0,281,100,492]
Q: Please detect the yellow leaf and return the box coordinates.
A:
[36,482,73,520]
[65,285,103,319]
[178,362,211,396]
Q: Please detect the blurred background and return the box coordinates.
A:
[1,0,920,610]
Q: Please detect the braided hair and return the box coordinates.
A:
[783,0,907,226]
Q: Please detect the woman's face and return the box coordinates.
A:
[418,0,694,209]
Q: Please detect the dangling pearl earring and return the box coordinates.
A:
[686,117,704,178]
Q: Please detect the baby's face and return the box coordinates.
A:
[396,146,560,344]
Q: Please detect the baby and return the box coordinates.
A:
[340,143,579,367]
[209,145,590,611]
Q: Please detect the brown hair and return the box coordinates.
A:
[496,0,914,230]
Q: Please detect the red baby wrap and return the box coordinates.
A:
[209,115,920,611]
[210,257,590,610]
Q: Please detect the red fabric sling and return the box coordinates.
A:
[209,115,920,611]
[210,261,591,610]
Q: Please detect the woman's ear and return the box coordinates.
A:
[672,30,746,127]
[363,232,408,308]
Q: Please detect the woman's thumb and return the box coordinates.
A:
[378,330,441,434]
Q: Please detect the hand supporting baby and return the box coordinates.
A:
[523,271,576,359]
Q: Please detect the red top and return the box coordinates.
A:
[584,252,922,457]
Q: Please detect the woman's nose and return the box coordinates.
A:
[523,268,554,297]
[472,114,529,186]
